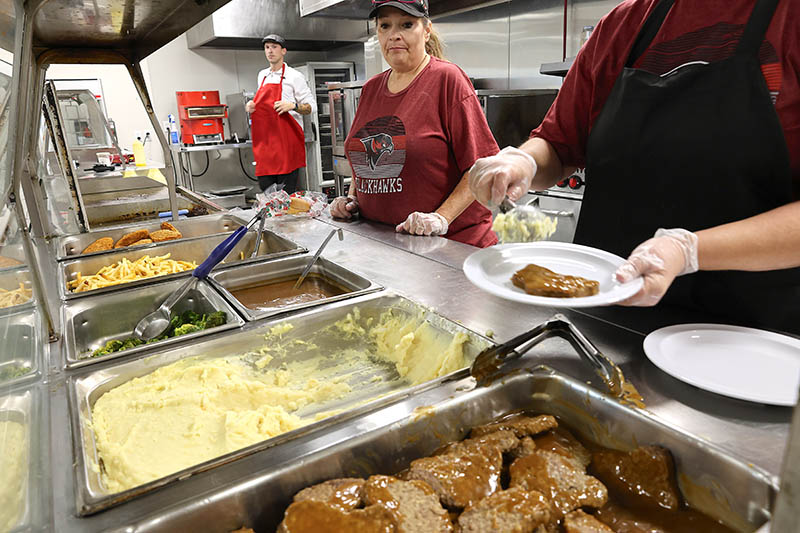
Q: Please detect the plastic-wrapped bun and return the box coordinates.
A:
[493,211,557,243]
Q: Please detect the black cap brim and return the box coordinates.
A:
[369,1,427,19]
[261,35,287,48]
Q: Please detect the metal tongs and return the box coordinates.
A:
[470,314,625,397]
[133,208,266,341]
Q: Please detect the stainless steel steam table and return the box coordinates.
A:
[34,214,791,531]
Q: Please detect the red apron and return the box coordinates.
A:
[251,64,306,176]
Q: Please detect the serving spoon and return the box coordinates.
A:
[293,228,344,290]
[133,209,266,341]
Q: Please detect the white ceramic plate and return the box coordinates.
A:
[644,324,800,406]
[462,242,643,308]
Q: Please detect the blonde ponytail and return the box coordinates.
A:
[424,19,445,60]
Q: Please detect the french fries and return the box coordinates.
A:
[68,254,197,293]
[0,283,32,308]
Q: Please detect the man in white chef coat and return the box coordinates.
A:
[246,34,316,193]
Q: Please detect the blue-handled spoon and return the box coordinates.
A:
[133,210,265,340]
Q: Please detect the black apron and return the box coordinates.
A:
[575,0,800,335]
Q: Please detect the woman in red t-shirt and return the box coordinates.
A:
[329,0,499,248]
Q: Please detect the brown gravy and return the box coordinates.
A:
[230,275,349,311]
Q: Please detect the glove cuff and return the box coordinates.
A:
[654,228,699,275]
[432,212,449,235]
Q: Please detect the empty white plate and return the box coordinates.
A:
[644,324,800,406]
[462,242,643,308]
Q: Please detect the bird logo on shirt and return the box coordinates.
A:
[360,133,394,171]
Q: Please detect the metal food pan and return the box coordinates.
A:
[54,213,245,261]
[81,187,198,228]
[62,278,246,370]
[68,291,491,515]
[0,242,28,270]
[121,366,777,533]
[208,255,382,321]
[0,390,34,533]
[59,230,306,300]
[0,309,42,387]
[0,268,34,316]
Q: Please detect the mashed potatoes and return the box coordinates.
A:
[493,211,557,243]
[91,306,481,494]
[0,420,27,532]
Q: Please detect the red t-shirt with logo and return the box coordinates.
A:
[345,57,500,248]
[532,0,800,197]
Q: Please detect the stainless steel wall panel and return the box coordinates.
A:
[509,0,564,89]
[566,0,623,58]
[434,2,511,88]
[186,0,369,50]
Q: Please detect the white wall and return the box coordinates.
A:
[42,32,362,194]
[45,63,161,163]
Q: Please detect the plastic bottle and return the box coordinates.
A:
[132,137,147,167]
[168,114,179,145]
[581,26,594,47]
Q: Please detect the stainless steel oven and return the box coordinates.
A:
[328,81,364,195]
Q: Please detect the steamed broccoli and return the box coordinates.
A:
[201,311,227,329]
[180,310,203,326]
[0,365,29,381]
[173,323,202,337]
[165,314,184,336]
[86,307,228,358]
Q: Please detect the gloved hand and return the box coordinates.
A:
[468,146,538,207]
[245,100,255,114]
[615,228,700,306]
[330,195,359,219]
[395,212,449,236]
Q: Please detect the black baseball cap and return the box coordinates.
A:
[369,0,428,18]
[262,34,287,49]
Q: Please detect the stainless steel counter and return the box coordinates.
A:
[36,214,791,531]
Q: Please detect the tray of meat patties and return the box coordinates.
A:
[58,230,306,300]
[116,366,777,533]
[68,292,491,515]
[54,213,247,261]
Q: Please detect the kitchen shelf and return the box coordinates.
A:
[540,57,574,77]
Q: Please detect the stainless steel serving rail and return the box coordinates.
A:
[29,216,794,531]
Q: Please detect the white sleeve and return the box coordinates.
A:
[293,72,316,114]
[256,69,266,91]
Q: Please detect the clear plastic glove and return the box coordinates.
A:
[395,212,449,236]
[468,146,538,207]
[330,195,359,220]
[615,228,700,306]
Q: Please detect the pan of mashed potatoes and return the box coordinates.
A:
[69,291,491,515]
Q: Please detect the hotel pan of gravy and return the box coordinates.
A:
[208,255,383,321]
[58,230,306,300]
[0,308,43,388]
[121,366,777,533]
[0,268,35,317]
[54,213,246,261]
[68,291,491,515]
[61,277,246,370]
[0,389,41,533]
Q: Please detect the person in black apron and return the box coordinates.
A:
[468,0,800,335]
